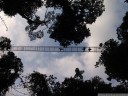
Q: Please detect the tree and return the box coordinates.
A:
[60,69,112,96]
[89,76,112,93]
[61,77,87,96]
[60,68,85,96]
[95,39,128,82]
[117,12,128,43]
[0,37,23,95]
[125,0,128,3]
[0,36,11,51]
[25,71,51,96]
[0,0,45,40]
[113,83,128,93]
[0,0,43,23]
[95,39,119,67]
[25,71,61,96]
[96,1,128,83]
[23,68,128,96]
[74,68,84,79]
[0,0,105,47]
[26,0,105,47]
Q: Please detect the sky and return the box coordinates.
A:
[0,0,128,95]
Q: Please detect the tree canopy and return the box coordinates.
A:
[96,1,128,82]
[0,37,23,95]
[0,0,43,22]
[117,12,128,43]
[0,36,11,51]
[23,68,128,96]
[24,71,60,96]
[26,0,105,47]
[96,39,128,82]
[0,0,105,47]
[26,72,50,96]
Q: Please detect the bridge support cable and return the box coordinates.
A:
[7,46,103,52]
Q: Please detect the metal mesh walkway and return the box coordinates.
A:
[10,46,102,52]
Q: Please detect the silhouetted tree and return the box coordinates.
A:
[23,68,128,96]
[25,71,61,96]
[0,0,46,41]
[95,39,119,67]
[90,76,112,93]
[60,68,85,96]
[26,0,105,47]
[60,69,112,96]
[25,71,51,96]
[96,39,128,82]
[113,83,128,93]
[117,12,128,43]
[0,0,105,47]
[0,36,11,51]
[61,77,87,96]
[0,0,43,23]
[96,1,128,82]
[125,0,128,3]
[74,68,84,79]
[0,37,23,95]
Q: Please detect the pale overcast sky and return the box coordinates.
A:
[0,0,128,95]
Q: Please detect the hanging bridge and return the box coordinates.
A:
[4,46,103,52]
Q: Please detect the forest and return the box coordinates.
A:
[0,0,128,96]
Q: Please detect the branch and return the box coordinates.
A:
[0,16,8,31]
[19,13,47,26]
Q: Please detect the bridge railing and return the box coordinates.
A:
[10,46,102,52]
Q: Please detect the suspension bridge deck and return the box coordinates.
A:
[8,46,102,52]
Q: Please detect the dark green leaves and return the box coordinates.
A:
[0,0,105,47]
[0,37,23,95]
[24,0,105,47]
[117,12,128,42]
[0,0,43,17]
[0,36,11,51]
[46,0,105,46]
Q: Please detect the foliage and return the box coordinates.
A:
[96,1,128,82]
[0,0,45,41]
[95,39,119,67]
[89,76,112,93]
[25,68,123,96]
[60,75,112,96]
[25,71,60,96]
[0,0,43,18]
[61,77,86,96]
[96,39,128,82]
[74,68,84,79]
[26,0,105,47]
[117,12,128,42]
[0,36,11,51]
[25,71,50,96]
[0,37,23,95]
[0,0,105,47]
[113,83,128,93]
[125,0,128,3]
